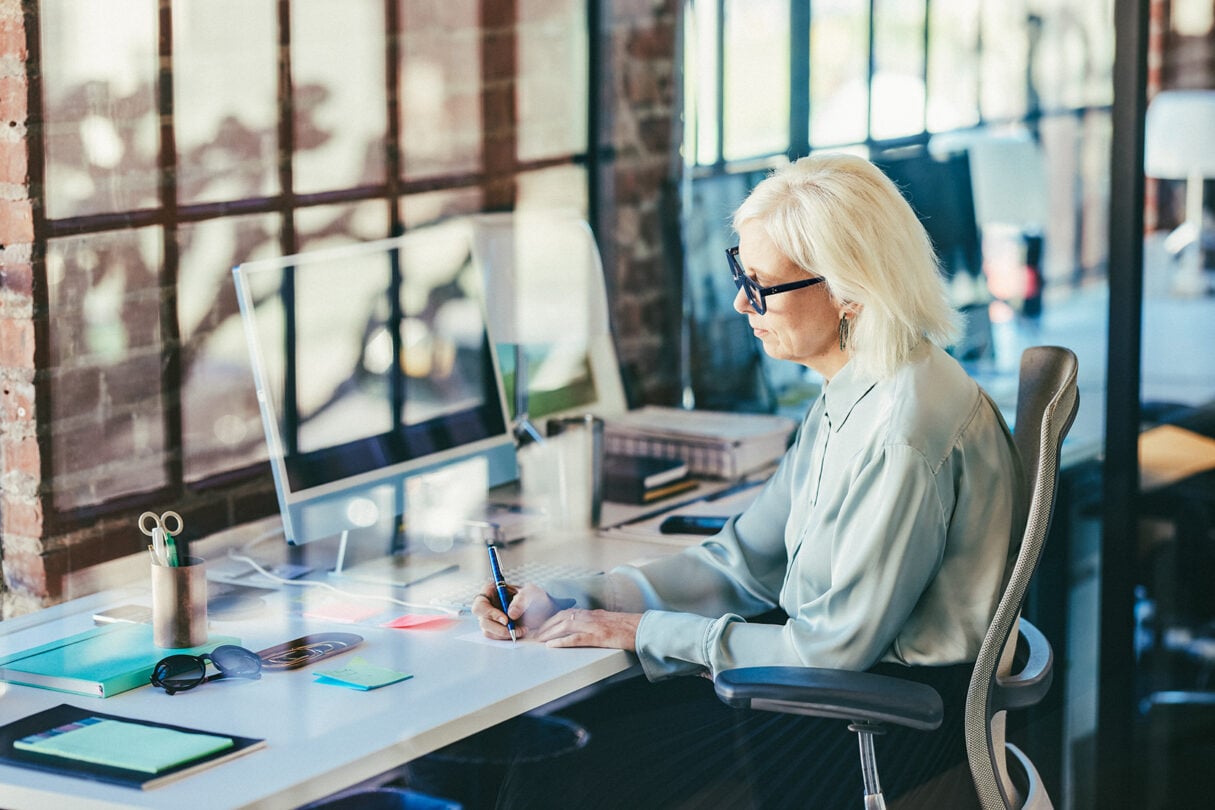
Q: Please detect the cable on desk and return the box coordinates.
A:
[224,550,460,616]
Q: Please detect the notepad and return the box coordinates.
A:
[15,716,234,774]
[0,704,266,790]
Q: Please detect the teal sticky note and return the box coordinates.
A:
[312,656,412,690]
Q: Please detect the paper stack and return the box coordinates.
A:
[603,406,797,479]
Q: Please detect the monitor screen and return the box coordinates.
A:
[233,221,518,546]
[466,211,628,430]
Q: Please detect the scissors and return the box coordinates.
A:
[140,511,184,566]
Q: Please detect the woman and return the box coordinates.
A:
[473,153,1022,808]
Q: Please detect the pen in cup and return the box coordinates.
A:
[486,544,517,642]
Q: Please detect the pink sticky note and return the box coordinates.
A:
[302,600,383,624]
[382,614,455,629]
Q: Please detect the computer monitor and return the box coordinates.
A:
[232,221,518,551]
[467,211,628,431]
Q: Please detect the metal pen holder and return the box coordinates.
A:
[150,556,208,649]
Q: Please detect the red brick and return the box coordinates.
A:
[0,377,34,424]
[1,493,43,537]
[2,432,39,476]
[0,254,32,297]
[0,136,28,184]
[0,16,28,63]
[0,316,33,366]
[0,198,34,244]
[0,76,26,125]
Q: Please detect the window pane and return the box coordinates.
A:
[1079,0,1115,107]
[180,215,280,482]
[292,1,388,193]
[47,229,166,510]
[401,189,486,229]
[517,0,587,161]
[297,201,392,250]
[687,0,720,166]
[723,0,789,160]
[871,0,926,141]
[174,0,279,205]
[517,164,588,213]
[980,2,1029,121]
[39,0,158,219]
[1028,0,1113,112]
[810,0,870,147]
[927,0,980,132]
[399,1,482,179]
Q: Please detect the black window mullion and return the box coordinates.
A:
[276,0,300,455]
[790,0,810,159]
[384,0,403,235]
[157,0,184,492]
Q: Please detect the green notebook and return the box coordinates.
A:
[15,716,234,773]
[0,704,267,790]
[0,623,239,698]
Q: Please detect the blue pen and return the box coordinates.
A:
[486,544,517,642]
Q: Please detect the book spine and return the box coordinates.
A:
[0,669,106,698]
[604,435,737,479]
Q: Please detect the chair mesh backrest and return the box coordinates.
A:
[964,346,1079,809]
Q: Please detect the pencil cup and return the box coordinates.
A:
[151,557,208,649]
[546,414,605,530]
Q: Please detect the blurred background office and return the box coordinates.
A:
[1,1,1213,807]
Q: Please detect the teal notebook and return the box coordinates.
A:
[0,624,239,698]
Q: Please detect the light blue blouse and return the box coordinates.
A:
[550,342,1024,681]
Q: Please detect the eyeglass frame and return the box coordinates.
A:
[726,246,825,315]
[150,644,263,695]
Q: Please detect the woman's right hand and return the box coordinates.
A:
[471,582,561,640]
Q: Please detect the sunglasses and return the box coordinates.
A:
[726,246,825,315]
[150,644,263,695]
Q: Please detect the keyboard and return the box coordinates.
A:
[427,560,602,610]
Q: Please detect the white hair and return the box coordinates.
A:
[732,153,961,378]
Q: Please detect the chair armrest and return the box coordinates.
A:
[714,666,943,731]
[995,617,1054,711]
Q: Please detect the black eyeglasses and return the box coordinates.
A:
[727,246,825,315]
[150,644,263,695]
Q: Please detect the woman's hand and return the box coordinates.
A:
[532,609,641,651]
[471,583,561,641]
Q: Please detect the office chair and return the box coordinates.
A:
[715,346,1079,810]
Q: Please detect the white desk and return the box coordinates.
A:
[0,527,687,810]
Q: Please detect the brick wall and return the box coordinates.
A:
[0,0,43,617]
[601,0,684,407]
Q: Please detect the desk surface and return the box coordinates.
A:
[0,528,689,810]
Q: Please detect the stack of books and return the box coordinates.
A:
[603,406,797,479]
[602,454,697,504]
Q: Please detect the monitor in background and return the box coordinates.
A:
[467,211,628,434]
[232,221,518,554]
[872,145,993,362]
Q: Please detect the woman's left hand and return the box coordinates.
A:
[531,608,642,651]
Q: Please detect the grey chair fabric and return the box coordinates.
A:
[714,346,1079,810]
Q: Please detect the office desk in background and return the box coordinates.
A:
[0,523,699,810]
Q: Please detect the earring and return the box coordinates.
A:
[838,313,850,352]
